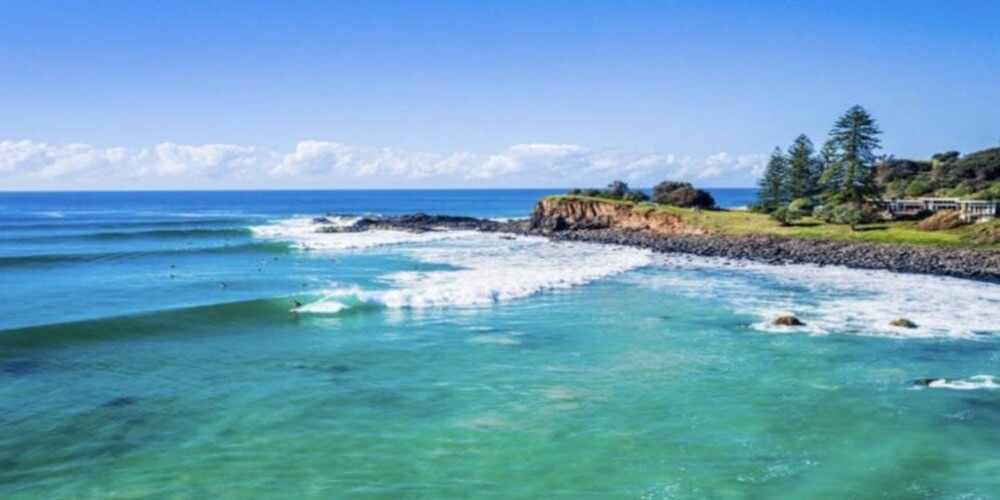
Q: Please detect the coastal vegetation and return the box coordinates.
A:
[567,181,648,202]
[650,202,999,248]
[754,105,1000,232]
[553,104,1000,247]
[754,105,883,228]
[567,180,713,208]
[546,194,999,248]
[877,147,1000,199]
[650,181,714,208]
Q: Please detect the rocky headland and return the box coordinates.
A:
[313,197,1000,282]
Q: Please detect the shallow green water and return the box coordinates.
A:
[3,274,999,498]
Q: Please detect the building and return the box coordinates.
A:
[883,198,999,222]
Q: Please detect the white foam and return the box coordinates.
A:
[250,217,471,251]
[925,375,998,391]
[372,235,651,308]
[630,254,1000,339]
[287,231,651,311]
[293,300,349,314]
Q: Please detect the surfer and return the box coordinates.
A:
[291,300,303,312]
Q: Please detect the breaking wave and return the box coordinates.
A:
[629,254,1000,339]
[250,217,471,251]
[919,375,998,391]
[286,232,652,311]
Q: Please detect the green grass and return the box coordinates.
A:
[546,195,1000,249]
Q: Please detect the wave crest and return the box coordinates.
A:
[922,375,998,391]
[630,254,1000,339]
[250,217,470,251]
[290,233,652,311]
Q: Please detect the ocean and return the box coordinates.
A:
[1,188,998,498]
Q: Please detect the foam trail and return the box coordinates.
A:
[630,254,1000,339]
[375,235,651,308]
[291,232,651,312]
[925,375,998,391]
[251,217,471,251]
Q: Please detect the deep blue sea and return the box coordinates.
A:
[1,188,998,498]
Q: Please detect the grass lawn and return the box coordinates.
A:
[548,195,1000,249]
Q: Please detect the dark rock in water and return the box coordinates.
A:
[773,315,805,326]
[315,212,528,235]
[914,378,942,387]
[312,216,333,224]
[890,318,918,328]
[101,396,139,408]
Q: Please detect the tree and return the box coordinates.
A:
[905,179,931,197]
[812,204,835,223]
[786,134,819,199]
[817,138,842,200]
[605,180,629,199]
[757,147,788,212]
[770,206,803,226]
[827,105,882,203]
[832,204,865,231]
[623,190,649,203]
[652,181,715,208]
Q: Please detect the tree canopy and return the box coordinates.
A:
[757,147,788,212]
[757,105,886,214]
[652,181,715,208]
[825,105,881,203]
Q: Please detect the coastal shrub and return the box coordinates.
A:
[788,198,813,213]
[651,181,716,208]
[623,191,649,203]
[973,183,1000,200]
[916,210,967,231]
[831,204,865,230]
[769,206,804,226]
[905,179,932,197]
[566,188,582,195]
[812,204,835,222]
[962,220,1000,245]
[581,188,602,197]
[605,180,629,199]
[931,150,961,163]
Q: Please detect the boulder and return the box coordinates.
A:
[889,318,918,328]
[773,315,805,326]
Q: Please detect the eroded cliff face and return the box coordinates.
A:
[530,197,705,235]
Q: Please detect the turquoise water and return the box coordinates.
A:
[1,190,998,498]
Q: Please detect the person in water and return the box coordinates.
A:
[291,300,303,311]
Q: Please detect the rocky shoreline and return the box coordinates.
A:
[311,207,1000,283]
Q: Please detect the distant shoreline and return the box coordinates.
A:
[313,197,1000,283]
[535,229,1000,283]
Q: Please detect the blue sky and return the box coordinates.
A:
[1,0,998,189]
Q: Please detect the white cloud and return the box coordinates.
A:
[0,139,766,189]
[148,143,275,178]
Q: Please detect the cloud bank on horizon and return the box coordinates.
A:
[0,140,766,190]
